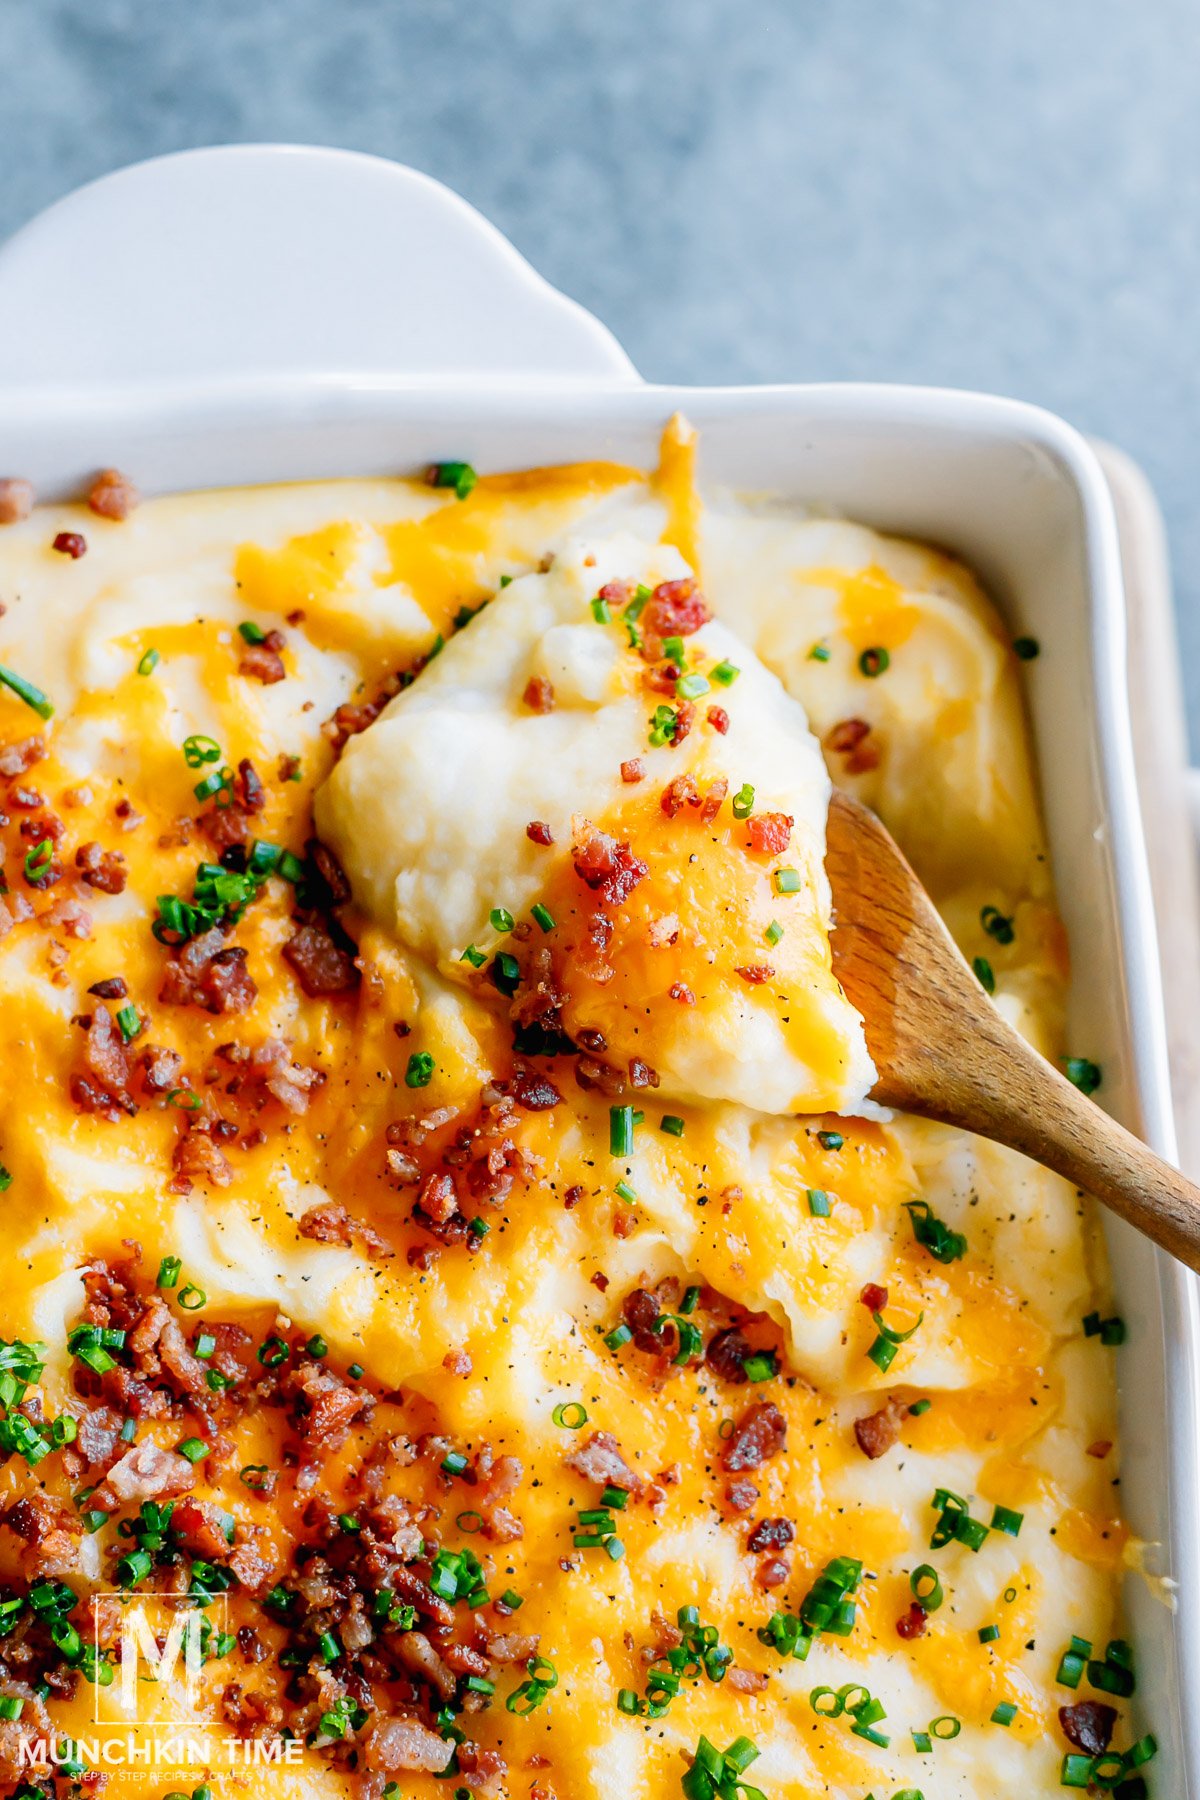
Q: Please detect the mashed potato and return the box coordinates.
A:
[0,431,1136,1800]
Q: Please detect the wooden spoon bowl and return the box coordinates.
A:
[825,788,1200,1273]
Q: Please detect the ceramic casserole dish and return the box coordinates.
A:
[0,144,1194,1797]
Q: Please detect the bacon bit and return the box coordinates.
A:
[171,1126,234,1192]
[0,479,34,524]
[510,1065,562,1111]
[725,1478,760,1513]
[700,776,729,823]
[727,1666,768,1694]
[283,922,360,996]
[896,1602,928,1640]
[1,1494,81,1578]
[628,1057,658,1089]
[622,1288,666,1356]
[860,1282,888,1313]
[75,841,127,894]
[76,1004,135,1115]
[170,1496,235,1561]
[646,913,680,948]
[589,1270,608,1290]
[87,469,139,520]
[523,676,556,713]
[11,786,45,811]
[668,982,695,1005]
[705,1326,752,1385]
[161,931,257,1015]
[526,820,554,845]
[362,1717,455,1776]
[307,836,353,907]
[443,1348,473,1377]
[660,773,700,818]
[384,1145,421,1186]
[641,577,711,648]
[299,1198,391,1257]
[598,579,633,607]
[748,1517,795,1552]
[745,811,794,856]
[757,1556,790,1589]
[139,1045,183,1095]
[88,976,128,1000]
[0,734,44,776]
[722,1402,787,1472]
[671,701,695,745]
[41,895,92,940]
[52,531,86,559]
[238,631,287,684]
[1087,1439,1113,1459]
[826,716,881,774]
[564,1430,641,1493]
[854,1398,905,1460]
[95,1440,194,1511]
[278,752,302,783]
[736,964,774,985]
[706,705,730,734]
[571,822,648,908]
[620,758,645,784]
[1059,1701,1117,1756]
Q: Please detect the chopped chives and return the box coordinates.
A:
[742,1352,777,1383]
[490,906,514,933]
[115,1005,140,1043]
[765,919,784,946]
[710,660,740,685]
[910,1566,943,1611]
[676,673,710,700]
[817,1129,843,1150]
[136,647,160,676]
[604,1323,632,1351]
[531,902,555,933]
[981,904,1015,945]
[908,1398,931,1416]
[490,951,520,995]
[807,1188,831,1217]
[428,461,477,501]
[973,956,996,993]
[615,1179,637,1203]
[731,782,755,819]
[441,1451,468,1477]
[0,664,54,719]
[500,1588,523,1609]
[590,596,611,623]
[177,1284,206,1311]
[808,643,831,662]
[460,943,487,968]
[991,1701,1018,1726]
[347,1363,364,1379]
[0,1166,12,1193]
[990,1504,1023,1537]
[552,1401,587,1429]
[858,646,889,677]
[609,1104,635,1157]
[660,1113,686,1137]
[1065,1056,1101,1095]
[156,1256,181,1289]
[238,621,267,643]
[679,1286,700,1314]
[1083,1310,1126,1345]
[405,1052,434,1088]
[176,1437,208,1463]
[978,1624,1000,1643]
[600,1485,629,1510]
[773,867,801,894]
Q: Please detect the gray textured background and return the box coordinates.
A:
[3,0,1198,741]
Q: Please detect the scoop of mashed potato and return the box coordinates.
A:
[316,535,874,1115]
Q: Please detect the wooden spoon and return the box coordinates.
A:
[825,787,1200,1273]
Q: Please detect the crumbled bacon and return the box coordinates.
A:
[87,469,139,520]
[722,1402,787,1472]
[622,1288,666,1356]
[171,1124,234,1191]
[170,1496,236,1561]
[564,1430,641,1493]
[758,1556,790,1589]
[94,1440,194,1511]
[75,1004,135,1117]
[307,837,353,907]
[526,820,554,845]
[0,734,44,776]
[660,773,700,817]
[640,577,711,649]
[620,759,645,784]
[0,479,34,524]
[161,931,258,1015]
[2,1495,81,1577]
[1059,1702,1117,1755]
[40,896,91,939]
[747,1517,794,1552]
[735,964,774,984]
[52,531,86,558]
[299,1199,391,1257]
[854,1398,905,1460]
[139,1044,183,1094]
[523,676,555,713]
[283,922,360,996]
[362,1716,455,1775]
[896,1602,928,1640]
[238,631,287,684]
[571,823,648,908]
[744,811,793,855]
[75,841,127,893]
[238,1037,324,1113]
[725,1478,760,1512]
[706,705,730,734]
[705,1325,752,1384]
[509,1065,562,1111]
[88,975,127,999]
[727,1667,768,1694]
[860,1282,888,1313]
[826,717,880,774]
[281,1360,371,1471]
[668,981,695,1004]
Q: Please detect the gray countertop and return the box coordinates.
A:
[4,0,1198,745]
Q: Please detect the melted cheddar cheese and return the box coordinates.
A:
[0,433,1139,1800]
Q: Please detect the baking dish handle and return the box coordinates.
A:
[0,145,639,391]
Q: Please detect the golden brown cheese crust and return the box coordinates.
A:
[0,443,1137,1800]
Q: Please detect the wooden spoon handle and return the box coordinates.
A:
[895,1023,1200,1274]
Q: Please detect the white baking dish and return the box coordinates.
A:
[0,144,1193,1792]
